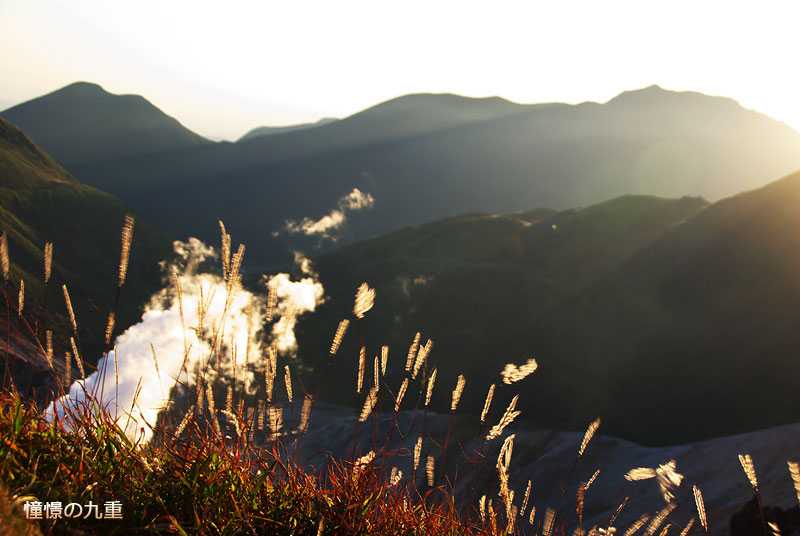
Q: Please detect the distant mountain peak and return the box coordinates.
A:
[0,81,210,167]
[606,84,739,108]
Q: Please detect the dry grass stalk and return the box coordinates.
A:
[219,221,230,281]
[426,455,435,487]
[497,434,516,523]
[284,365,293,403]
[769,522,781,536]
[788,461,800,506]
[693,485,708,534]
[405,332,420,372]
[623,515,650,536]
[678,519,694,536]
[657,524,671,536]
[486,394,521,441]
[577,484,587,525]
[225,385,233,413]
[626,461,683,504]
[609,497,629,526]
[395,378,409,412]
[580,418,601,456]
[104,312,115,347]
[645,504,675,536]
[118,215,134,287]
[543,507,556,536]
[586,469,600,489]
[267,407,283,440]
[353,450,376,481]
[389,467,403,486]
[381,345,388,375]
[205,383,221,437]
[501,358,538,384]
[425,367,437,407]
[413,435,422,471]
[174,407,193,436]
[479,495,487,523]
[357,346,365,393]
[299,395,312,433]
[43,242,53,283]
[739,453,758,490]
[353,282,375,319]
[412,339,432,380]
[450,374,466,412]
[266,284,277,323]
[45,330,53,368]
[64,351,71,382]
[257,400,265,430]
[373,355,380,390]
[529,505,536,526]
[0,231,8,281]
[62,285,77,332]
[520,479,532,520]
[330,319,349,355]
[70,337,84,378]
[481,383,496,425]
[626,468,657,481]
[17,279,23,314]
[359,387,378,422]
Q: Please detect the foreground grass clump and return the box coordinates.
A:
[0,387,487,535]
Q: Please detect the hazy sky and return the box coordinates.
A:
[2,0,799,141]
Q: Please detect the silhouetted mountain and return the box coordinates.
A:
[56,85,800,268]
[293,170,800,445]
[0,82,210,166]
[237,117,338,141]
[0,117,172,376]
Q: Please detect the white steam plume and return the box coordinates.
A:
[45,238,266,443]
[263,251,325,356]
[276,188,374,240]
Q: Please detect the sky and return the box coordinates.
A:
[2,0,799,141]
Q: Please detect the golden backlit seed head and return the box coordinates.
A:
[788,461,800,507]
[501,358,538,384]
[0,232,9,281]
[481,383,496,425]
[353,282,375,318]
[486,394,521,441]
[118,215,134,287]
[425,367,437,407]
[579,417,601,456]
[43,242,53,283]
[739,454,758,490]
[395,378,409,412]
[330,319,349,355]
[450,374,466,412]
[693,485,708,534]
[405,332,420,372]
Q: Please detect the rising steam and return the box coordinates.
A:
[277,188,374,240]
[45,238,325,443]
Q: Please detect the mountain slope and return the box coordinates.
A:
[237,117,338,141]
[0,117,173,364]
[0,82,210,166]
[292,194,710,442]
[61,86,800,267]
[293,170,800,445]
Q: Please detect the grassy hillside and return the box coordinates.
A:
[0,117,173,364]
[0,82,210,167]
[59,85,800,268]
